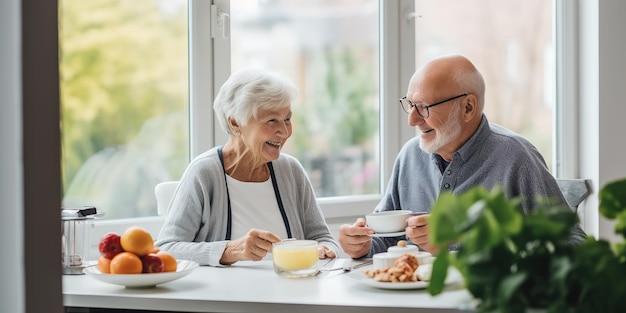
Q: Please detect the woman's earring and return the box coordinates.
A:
[234,131,241,137]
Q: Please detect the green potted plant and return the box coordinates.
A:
[427,178,626,313]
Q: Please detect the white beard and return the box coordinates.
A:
[419,104,462,154]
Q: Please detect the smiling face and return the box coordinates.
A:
[236,105,292,164]
[413,97,463,155]
[406,77,467,159]
[404,55,484,161]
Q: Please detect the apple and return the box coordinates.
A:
[98,232,123,259]
[142,253,164,273]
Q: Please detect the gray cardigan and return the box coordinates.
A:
[155,147,339,266]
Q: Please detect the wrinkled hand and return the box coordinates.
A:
[318,245,337,259]
[338,218,374,259]
[405,214,437,253]
[220,229,281,265]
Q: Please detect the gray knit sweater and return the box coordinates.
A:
[367,115,587,256]
[155,147,339,266]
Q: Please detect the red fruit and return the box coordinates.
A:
[98,232,123,259]
[142,253,165,273]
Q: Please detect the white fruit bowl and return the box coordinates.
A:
[83,259,198,288]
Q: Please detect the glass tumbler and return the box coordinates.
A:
[272,240,319,278]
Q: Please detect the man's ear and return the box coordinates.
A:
[463,94,478,122]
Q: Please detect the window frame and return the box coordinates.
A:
[555,0,579,179]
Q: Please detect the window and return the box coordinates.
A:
[412,0,556,170]
[59,0,562,224]
[60,0,391,221]
[227,0,381,197]
[59,0,189,219]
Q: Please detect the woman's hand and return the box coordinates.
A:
[318,245,336,259]
[220,229,281,265]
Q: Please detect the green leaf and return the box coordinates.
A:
[599,178,626,219]
[428,249,450,295]
[487,187,523,236]
[456,199,486,234]
[482,209,506,246]
[498,272,527,304]
[518,205,578,245]
[430,192,473,245]
[549,255,573,286]
[614,210,626,238]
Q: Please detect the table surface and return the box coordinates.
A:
[63,258,476,313]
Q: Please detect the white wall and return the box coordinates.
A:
[0,0,24,312]
[597,0,626,241]
[579,0,626,242]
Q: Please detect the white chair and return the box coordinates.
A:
[154,181,179,216]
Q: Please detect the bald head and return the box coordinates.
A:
[410,55,485,113]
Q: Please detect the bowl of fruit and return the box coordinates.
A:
[83,226,198,288]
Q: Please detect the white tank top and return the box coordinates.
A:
[226,175,289,242]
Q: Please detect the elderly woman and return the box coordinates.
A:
[155,69,338,266]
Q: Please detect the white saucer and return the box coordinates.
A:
[368,231,406,237]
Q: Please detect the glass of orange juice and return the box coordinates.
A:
[272,240,319,278]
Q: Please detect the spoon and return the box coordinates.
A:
[319,260,373,272]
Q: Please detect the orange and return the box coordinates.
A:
[97,256,111,274]
[110,252,143,274]
[156,251,177,272]
[120,226,154,256]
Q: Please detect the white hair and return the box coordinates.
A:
[213,69,298,135]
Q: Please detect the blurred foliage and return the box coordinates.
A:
[290,47,379,196]
[428,180,626,313]
[291,47,378,152]
[59,0,188,218]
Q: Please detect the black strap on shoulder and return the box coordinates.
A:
[268,162,292,238]
[217,146,232,240]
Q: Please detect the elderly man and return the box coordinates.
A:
[338,54,586,258]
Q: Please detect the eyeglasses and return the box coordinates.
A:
[399,93,468,118]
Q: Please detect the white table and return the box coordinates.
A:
[63,259,476,313]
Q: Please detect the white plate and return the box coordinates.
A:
[347,266,461,290]
[83,259,199,288]
[368,231,406,237]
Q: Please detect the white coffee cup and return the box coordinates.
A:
[365,210,413,233]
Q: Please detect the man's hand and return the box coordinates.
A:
[220,229,281,265]
[338,218,374,258]
[405,214,437,253]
